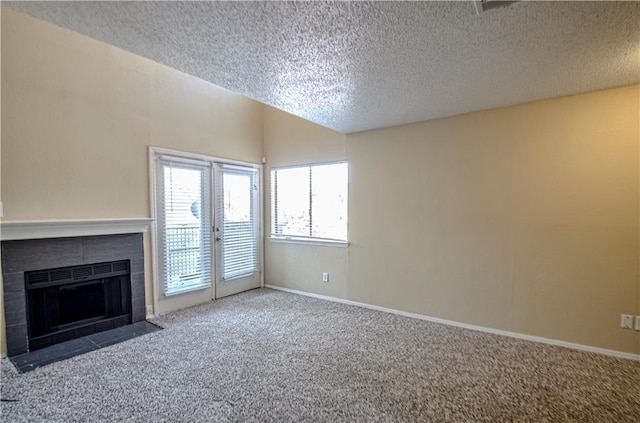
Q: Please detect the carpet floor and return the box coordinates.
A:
[1,288,639,422]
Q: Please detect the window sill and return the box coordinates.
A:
[268,237,349,248]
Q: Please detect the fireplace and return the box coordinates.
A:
[25,260,132,351]
[2,232,146,356]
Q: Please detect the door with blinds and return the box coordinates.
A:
[214,165,261,298]
[152,149,261,314]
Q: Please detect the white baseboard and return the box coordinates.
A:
[264,284,640,362]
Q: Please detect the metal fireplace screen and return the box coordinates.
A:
[25,260,132,351]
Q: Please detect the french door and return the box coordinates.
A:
[152,149,261,314]
[214,165,261,298]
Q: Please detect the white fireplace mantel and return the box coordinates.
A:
[0,218,154,241]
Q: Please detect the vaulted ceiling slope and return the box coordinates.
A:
[5,1,640,134]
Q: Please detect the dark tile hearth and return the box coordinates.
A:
[9,321,161,373]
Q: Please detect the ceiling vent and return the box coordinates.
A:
[474,0,519,15]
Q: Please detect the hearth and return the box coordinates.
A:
[25,260,132,350]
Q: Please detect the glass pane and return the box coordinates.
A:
[224,173,251,223]
[222,170,257,280]
[273,167,311,237]
[311,163,348,240]
[162,164,209,293]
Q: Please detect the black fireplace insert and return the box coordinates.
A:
[25,260,132,351]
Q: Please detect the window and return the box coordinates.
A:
[219,165,259,280]
[156,156,212,296]
[271,162,348,242]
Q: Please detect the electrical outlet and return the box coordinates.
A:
[635,316,640,331]
[621,314,633,329]
[146,304,153,317]
[322,272,329,282]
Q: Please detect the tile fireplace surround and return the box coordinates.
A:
[2,232,146,357]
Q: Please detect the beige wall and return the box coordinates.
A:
[267,86,640,355]
[2,9,262,221]
[263,106,350,299]
[0,8,263,355]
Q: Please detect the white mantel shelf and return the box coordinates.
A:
[0,218,154,241]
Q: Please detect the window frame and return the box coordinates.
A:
[269,161,349,247]
[155,155,213,297]
[217,164,261,281]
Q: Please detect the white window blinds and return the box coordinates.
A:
[271,162,348,242]
[219,165,259,280]
[157,157,212,295]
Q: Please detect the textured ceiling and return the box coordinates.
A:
[5,1,640,134]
